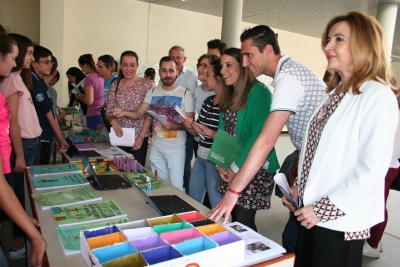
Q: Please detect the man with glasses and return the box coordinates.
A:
[165,45,198,194]
[30,45,68,164]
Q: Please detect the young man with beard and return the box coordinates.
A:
[208,25,325,252]
[111,56,194,192]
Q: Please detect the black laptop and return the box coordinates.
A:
[65,139,102,158]
[82,156,132,190]
[131,182,197,215]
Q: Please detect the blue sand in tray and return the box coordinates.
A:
[83,225,119,239]
[93,242,138,264]
[141,245,183,265]
[174,236,217,255]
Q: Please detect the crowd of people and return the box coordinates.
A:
[0,10,399,267]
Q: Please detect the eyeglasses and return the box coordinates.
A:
[171,56,184,61]
[38,60,54,66]
[197,63,208,69]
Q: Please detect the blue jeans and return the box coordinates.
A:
[0,246,9,267]
[279,150,300,253]
[282,211,299,253]
[22,137,41,165]
[5,137,41,237]
[86,115,103,130]
[189,157,222,208]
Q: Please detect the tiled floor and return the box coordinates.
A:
[10,133,400,266]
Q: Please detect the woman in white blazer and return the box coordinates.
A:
[282,12,399,267]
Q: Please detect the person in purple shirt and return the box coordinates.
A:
[75,54,104,130]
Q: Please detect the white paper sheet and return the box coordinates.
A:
[145,110,167,123]
[176,105,205,140]
[273,173,299,209]
[109,127,135,147]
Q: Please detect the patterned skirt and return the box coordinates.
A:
[218,168,275,210]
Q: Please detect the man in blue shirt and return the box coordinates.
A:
[30,45,68,164]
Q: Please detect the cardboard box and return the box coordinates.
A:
[80,212,245,266]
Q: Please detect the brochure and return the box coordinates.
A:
[32,187,102,210]
[175,105,205,140]
[55,217,129,255]
[145,110,167,123]
[51,199,127,227]
[207,129,243,169]
[31,173,89,190]
[226,222,286,266]
[273,173,299,210]
[70,79,85,94]
[30,163,82,177]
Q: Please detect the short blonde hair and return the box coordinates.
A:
[322,11,399,98]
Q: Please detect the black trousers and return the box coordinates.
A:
[295,225,364,267]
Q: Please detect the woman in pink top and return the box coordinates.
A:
[75,54,105,130]
[0,33,43,259]
[0,31,46,267]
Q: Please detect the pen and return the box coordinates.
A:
[198,133,206,140]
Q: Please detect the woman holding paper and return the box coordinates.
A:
[182,58,223,208]
[216,48,279,231]
[105,51,152,166]
[282,12,399,266]
[0,31,47,267]
[75,54,104,130]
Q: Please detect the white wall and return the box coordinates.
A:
[40,0,327,106]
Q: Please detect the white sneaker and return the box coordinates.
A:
[378,240,383,252]
[9,246,26,260]
[363,241,380,258]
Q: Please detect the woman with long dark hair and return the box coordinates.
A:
[216,48,279,231]
[0,34,44,258]
[66,67,88,122]
[0,31,46,267]
[105,51,152,166]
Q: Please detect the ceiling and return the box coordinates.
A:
[137,0,400,61]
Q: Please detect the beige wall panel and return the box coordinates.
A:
[146,4,222,65]
[0,0,40,43]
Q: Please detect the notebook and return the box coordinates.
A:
[131,182,197,215]
[82,156,132,190]
[66,141,102,158]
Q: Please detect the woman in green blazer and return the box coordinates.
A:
[216,48,279,231]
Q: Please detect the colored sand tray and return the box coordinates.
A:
[80,211,245,267]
